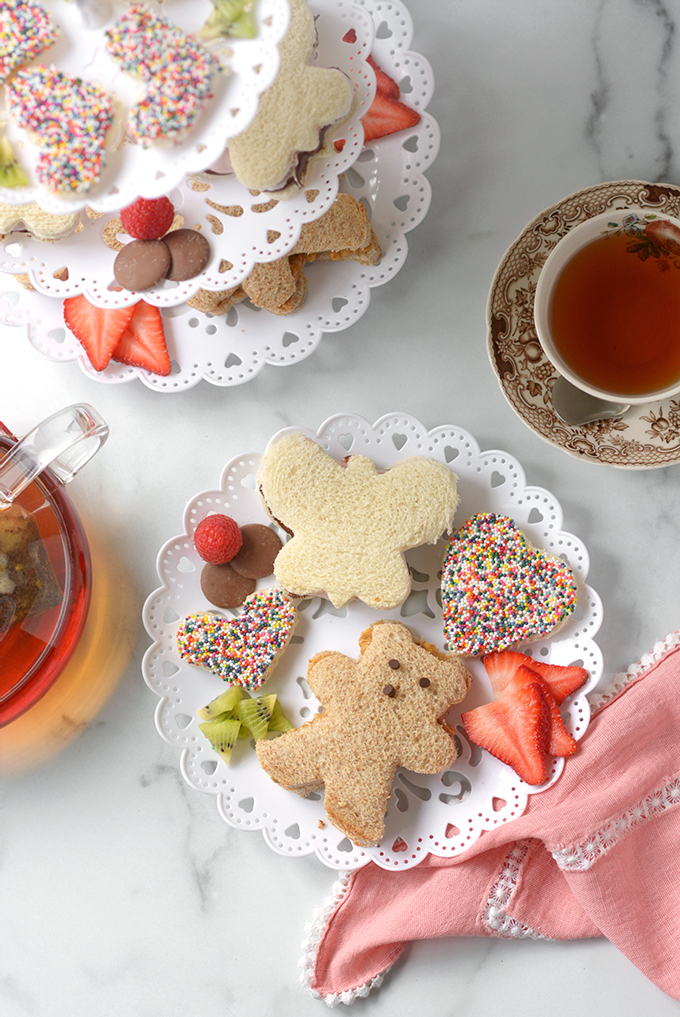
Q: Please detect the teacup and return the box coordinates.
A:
[0,404,108,726]
[534,210,680,404]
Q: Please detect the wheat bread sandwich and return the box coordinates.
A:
[187,192,381,315]
[257,432,459,609]
[256,620,472,847]
[227,0,354,198]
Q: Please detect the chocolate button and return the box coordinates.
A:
[163,228,210,281]
[200,563,255,609]
[229,523,283,580]
[113,238,170,291]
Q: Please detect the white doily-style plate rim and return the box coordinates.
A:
[141,412,603,870]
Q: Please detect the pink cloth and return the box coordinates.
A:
[302,632,680,1004]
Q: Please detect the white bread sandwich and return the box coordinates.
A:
[257,432,460,609]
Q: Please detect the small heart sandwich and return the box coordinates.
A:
[441,513,579,656]
[176,587,298,691]
[256,621,472,847]
[257,432,459,609]
[227,0,354,198]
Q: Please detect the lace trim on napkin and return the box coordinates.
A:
[299,871,393,1006]
[483,841,552,940]
[553,776,680,872]
[588,629,680,713]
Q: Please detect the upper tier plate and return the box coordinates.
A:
[0,0,288,213]
[141,412,603,871]
[0,0,439,387]
[0,0,376,304]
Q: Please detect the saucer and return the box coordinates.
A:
[486,180,680,469]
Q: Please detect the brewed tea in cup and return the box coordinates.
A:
[534,210,680,404]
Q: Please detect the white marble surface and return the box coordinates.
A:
[2,1,680,1014]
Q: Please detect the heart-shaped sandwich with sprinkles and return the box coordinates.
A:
[441,512,578,657]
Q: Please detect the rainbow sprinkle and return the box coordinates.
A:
[176,588,297,690]
[0,0,59,85]
[441,513,578,656]
[105,5,219,146]
[7,65,115,193]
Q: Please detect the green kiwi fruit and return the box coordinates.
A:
[198,685,247,721]
[267,697,293,733]
[199,0,257,41]
[0,137,28,189]
[237,693,277,740]
[198,717,241,761]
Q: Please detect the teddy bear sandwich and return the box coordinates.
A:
[256,620,472,847]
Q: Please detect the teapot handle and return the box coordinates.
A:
[0,404,108,508]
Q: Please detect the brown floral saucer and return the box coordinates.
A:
[486,180,680,469]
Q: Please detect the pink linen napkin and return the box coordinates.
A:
[301,631,680,1005]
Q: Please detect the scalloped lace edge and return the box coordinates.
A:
[553,775,680,871]
[299,871,393,1006]
[482,841,552,940]
[588,629,680,713]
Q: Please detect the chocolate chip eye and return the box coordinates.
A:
[383,684,396,697]
[388,659,400,669]
[418,677,431,688]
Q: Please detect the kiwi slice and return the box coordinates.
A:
[268,697,293,733]
[199,717,241,762]
[0,137,28,189]
[237,693,277,740]
[199,0,256,41]
[198,685,247,721]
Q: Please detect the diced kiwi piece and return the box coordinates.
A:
[198,685,247,721]
[199,717,241,762]
[237,693,277,740]
[268,697,294,733]
[0,137,28,189]
[199,0,256,41]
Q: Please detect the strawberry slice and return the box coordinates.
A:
[63,295,135,372]
[510,665,576,758]
[462,677,550,786]
[367,55,400,100]
[361,90,421,143]
[111,300,171,376]
[482,650,588,705]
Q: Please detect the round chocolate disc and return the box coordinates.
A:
[229,523,283,579]
[200,563,256,609]
[163,229,211,282]
[113,239,171,292]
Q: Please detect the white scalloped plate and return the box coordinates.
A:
[141,413,603,871]
[0,2,439,388]
[0,0,377,304]
[0,0,289,214]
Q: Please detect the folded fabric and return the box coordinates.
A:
[301,630,680,1005]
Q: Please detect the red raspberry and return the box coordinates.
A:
[120,197,175,240]
[194,514,243,565]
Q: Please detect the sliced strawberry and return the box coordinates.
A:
[111,300,171,376]
[525,659,589,705]
[367,55,400,100]
[361,90,421,143]
[510,665,576,758]
[462,678,550,786]
[63,295,135,372]
[482,650,588,705]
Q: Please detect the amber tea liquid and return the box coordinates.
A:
[549,230,680,396]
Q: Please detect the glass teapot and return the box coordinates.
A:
[0,404,108,726]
